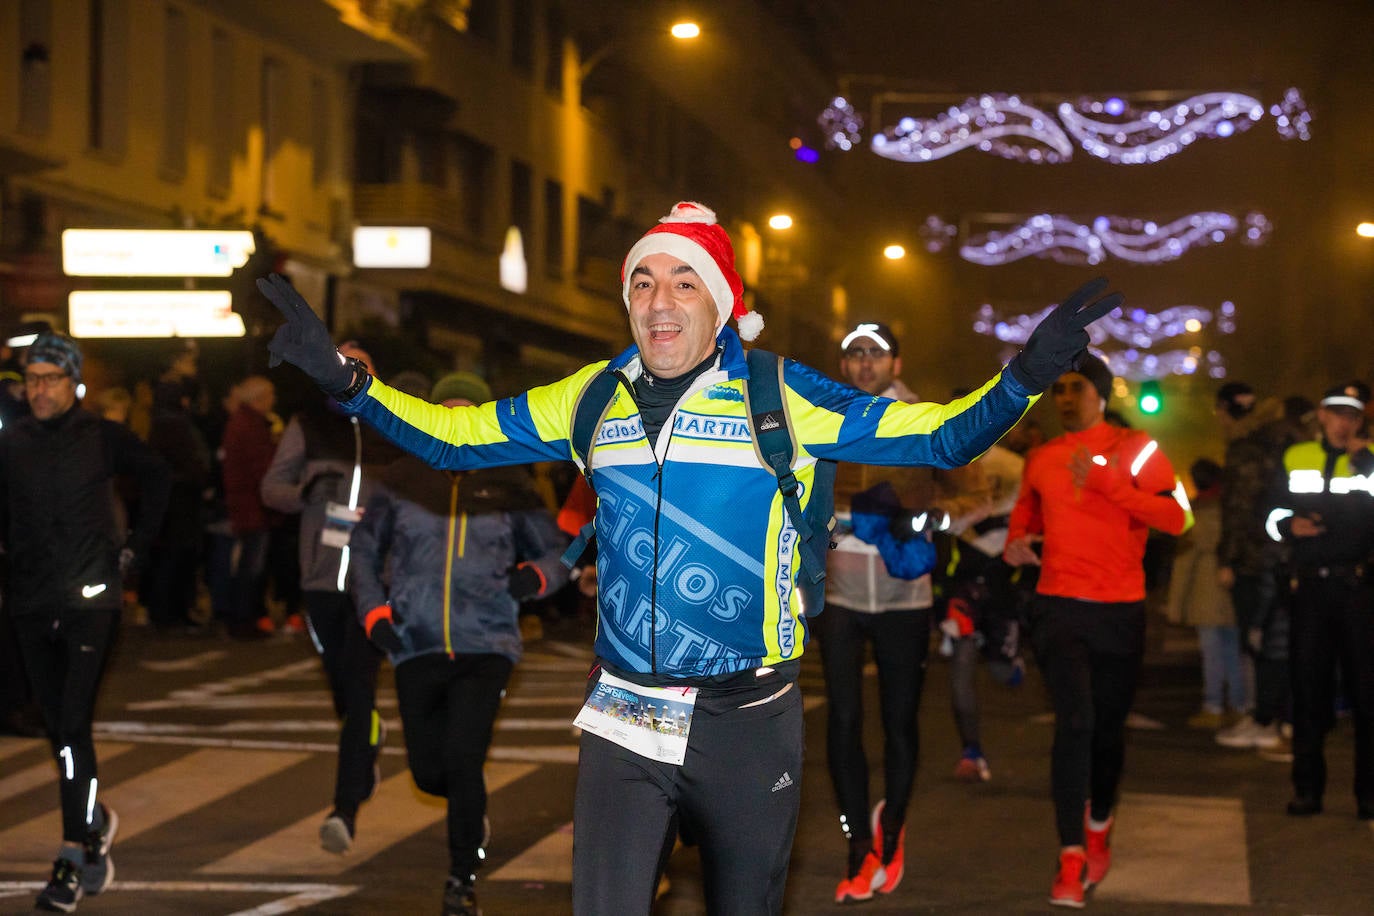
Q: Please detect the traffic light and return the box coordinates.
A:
[1138,380,1163,415]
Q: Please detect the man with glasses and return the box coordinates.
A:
[816,322,936,902]
[0,332,169,912]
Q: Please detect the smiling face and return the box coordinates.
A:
[627,252,722,378]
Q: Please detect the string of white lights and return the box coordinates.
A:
[959,211,1270,266]
[870,94,1073,163]
[822,89,1310,164]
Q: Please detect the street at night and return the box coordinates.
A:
[3,617,1371,914]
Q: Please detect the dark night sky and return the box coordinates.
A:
[806,0,1374,421]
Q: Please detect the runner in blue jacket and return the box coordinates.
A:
[348,371,568,916]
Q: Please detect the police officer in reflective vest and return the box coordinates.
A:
[1265,381,1374,820]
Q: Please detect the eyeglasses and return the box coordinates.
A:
[842,346,890,361]
[24,371,70,389]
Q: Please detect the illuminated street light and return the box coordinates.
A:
[883,244,906,260]
[1357,222,1374,238]
[768,214,793,230]
[580,21,700,81]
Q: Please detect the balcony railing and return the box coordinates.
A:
[353,182,487,249]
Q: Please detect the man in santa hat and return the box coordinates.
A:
[258,201,1120,915]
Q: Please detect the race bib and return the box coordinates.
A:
[321,501,362,548]
[573,669,698,765]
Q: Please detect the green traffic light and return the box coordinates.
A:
[1139,381,1162,415]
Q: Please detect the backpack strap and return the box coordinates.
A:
[746,349,827,588]
[561,368,623,569]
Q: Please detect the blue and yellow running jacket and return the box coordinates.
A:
[340,328,1037,679]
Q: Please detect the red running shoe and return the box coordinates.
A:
[1049,847,1086,908]
[834,851,885,903]
[1084,814,1113,888]
[869,799,905,893]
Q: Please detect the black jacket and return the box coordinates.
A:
[0,406,171,617]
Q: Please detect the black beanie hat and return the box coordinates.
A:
[1073,353,1113,402]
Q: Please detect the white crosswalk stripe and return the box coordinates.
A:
[201,762,535,877]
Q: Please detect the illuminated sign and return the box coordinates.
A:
[352,226,431,268]
[499,226,527,293]
[69,290,246,338]
[62,229,256,277]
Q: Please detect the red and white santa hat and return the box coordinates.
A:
[620,202,764,341]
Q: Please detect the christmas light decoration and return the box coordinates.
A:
[975,301,1235,380]
[960,211,1270,266]
[818,96,863,152]
[869,94,1073,163]
[824,88,1310,164]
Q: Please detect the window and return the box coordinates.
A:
[260,56,285,211]
[18,0,52,135]
[207,28,233,195]
[87,0,129,154]
[453,132,493,239]
[310,76,330,186]
[466,0,498,43]
[543,4,564,96]
[160,5,188,177]
[511,0,534,74]
[510,159,532,240]
[543,179,563,276]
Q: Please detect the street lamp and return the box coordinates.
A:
[578,20,701,82]
[883,244,906,260]
[768,214,793,231]
[1357,222,1374,239]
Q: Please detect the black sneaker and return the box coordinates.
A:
[81,803,119,894]
[36,857,83,913]
[1286,795,1322,816]
[442,877,481,916]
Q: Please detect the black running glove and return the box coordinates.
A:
[257,273,363,398]
[507,563,546,601]
[1007,278,1123,393]
[363,606,404,655]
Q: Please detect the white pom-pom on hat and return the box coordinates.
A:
[735,309,765,342]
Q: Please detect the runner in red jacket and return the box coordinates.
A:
[1004,354,1192,908]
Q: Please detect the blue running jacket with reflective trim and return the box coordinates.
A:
[340,328,1037,678]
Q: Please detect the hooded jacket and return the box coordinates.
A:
[338,327,1036,679]
[348,457,569,665]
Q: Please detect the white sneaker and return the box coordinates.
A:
[1215,716,1281,749]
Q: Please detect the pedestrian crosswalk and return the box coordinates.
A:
[1,636,1364,913]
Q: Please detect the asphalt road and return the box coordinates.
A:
[2,614,1372,915]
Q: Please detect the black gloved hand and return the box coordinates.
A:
[1007,278,1124,393]
[364,605,404,654]
[257,273,359,397]
[368,617,404,655]
[507,563,545,601]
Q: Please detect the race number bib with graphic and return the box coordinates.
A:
[573,669,698,765]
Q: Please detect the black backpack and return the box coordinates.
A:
[562,348,836,616]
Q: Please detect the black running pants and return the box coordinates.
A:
[394,651,512,881]
[811,603,930,844]
[304,590,383,816]
[1030,597,1144,847]
[13,609,119,842]
[572,663,803,915]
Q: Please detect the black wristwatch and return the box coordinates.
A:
[333,356,371,401]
